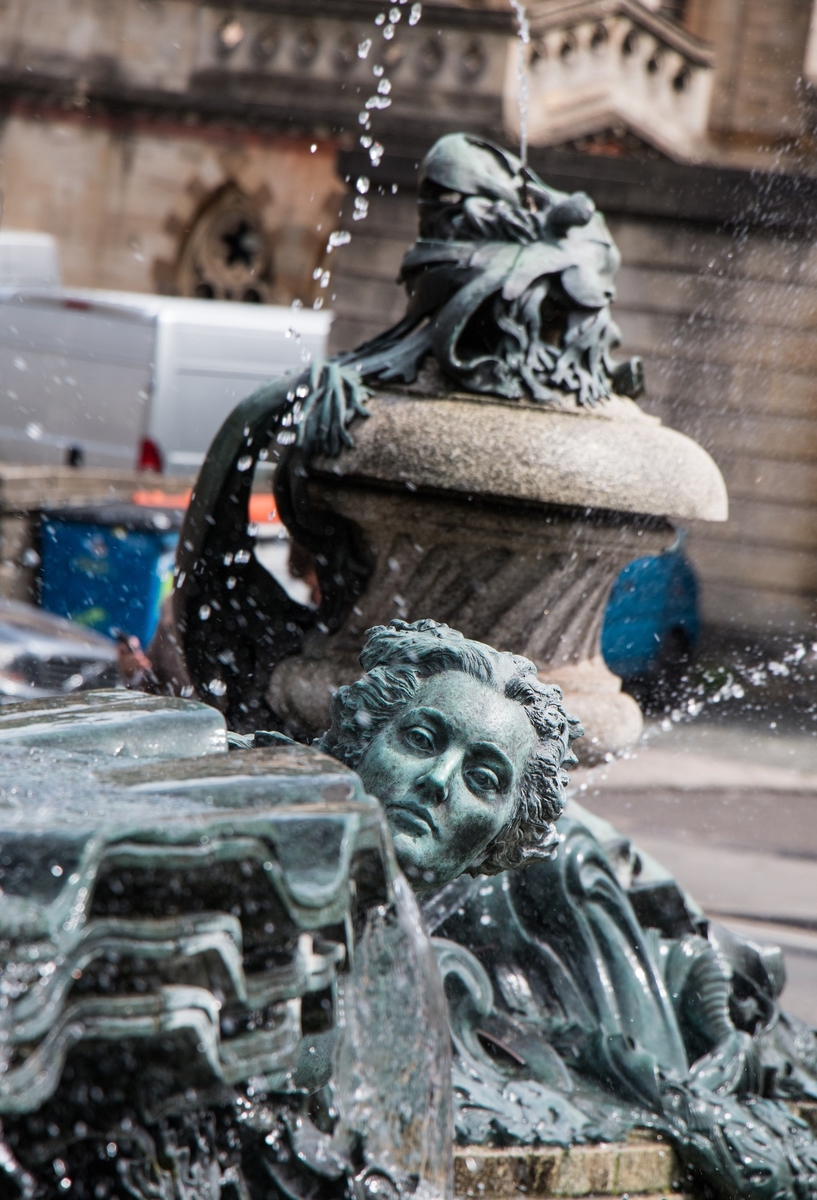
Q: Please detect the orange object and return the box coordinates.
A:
[249,494,278,524]
[132,488,278,525]
[132,488,192,509]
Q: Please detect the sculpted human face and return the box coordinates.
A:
[357,671,536,890]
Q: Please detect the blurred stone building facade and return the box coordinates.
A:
[2,0,817,651]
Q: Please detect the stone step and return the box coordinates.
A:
[455,1106,817,1198]
[454,1142,683,1199]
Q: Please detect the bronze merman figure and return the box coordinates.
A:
[321,619,817,1200]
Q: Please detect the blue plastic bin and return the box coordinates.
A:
[39,505,181,647]
[601,547,699,678]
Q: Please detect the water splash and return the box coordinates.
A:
[322,1,423,300]
[357,2,420,174]
[509,1,530,170]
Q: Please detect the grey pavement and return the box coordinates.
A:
[570,714,817,1025]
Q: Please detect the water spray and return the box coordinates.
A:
[509,1,530,205]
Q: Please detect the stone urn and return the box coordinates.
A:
[268,389,727,762]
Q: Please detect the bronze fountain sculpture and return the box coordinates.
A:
[0,691,451,1200]
[144,132,817,1198]
[2,134,812,1200]
[320,618,817,1200]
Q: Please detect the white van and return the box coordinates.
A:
[0,287,331,473]
[0,231,62,289]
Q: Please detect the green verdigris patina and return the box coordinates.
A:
[0,690,451,1200]
[169,134,644,727]
[343,133,642,407]
[321,620,817,1200]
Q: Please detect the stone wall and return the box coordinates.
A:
[686,0,813,162]
[327,186,817,645]
[0,112,343,305]
[612,214,817,641]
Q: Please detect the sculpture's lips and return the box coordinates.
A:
[387,801,438,837]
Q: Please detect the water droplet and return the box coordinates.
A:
[199,604,211,621]
[208,678,227,696]
[237,455,252,471]
[358,36,372,57]
[409,2,422,24]
[51,864,63,877]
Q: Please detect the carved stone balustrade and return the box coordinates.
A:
[503,0,715,161]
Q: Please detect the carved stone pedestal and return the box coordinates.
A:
[269,391,727,762]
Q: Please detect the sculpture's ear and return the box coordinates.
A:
[561,262,615,309]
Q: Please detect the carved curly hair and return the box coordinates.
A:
[319,619,583,876]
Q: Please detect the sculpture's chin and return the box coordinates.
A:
[389,826,429,874]
[387,827,438,887]
[389,830,468,894]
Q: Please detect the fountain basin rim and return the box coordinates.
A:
[310,392,728,523]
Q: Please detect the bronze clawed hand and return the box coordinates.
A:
[295,361,371,458]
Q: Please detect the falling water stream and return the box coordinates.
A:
[316,0,423,310]
[509,1,530,170]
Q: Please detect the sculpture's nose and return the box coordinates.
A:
[418,749,461,804]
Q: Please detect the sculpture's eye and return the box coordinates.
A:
[465,765,501,795]
[404,725,436,753]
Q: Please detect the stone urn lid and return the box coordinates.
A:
[312,391,728,523]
